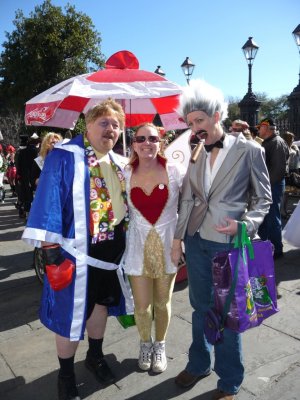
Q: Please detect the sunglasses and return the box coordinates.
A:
[132,135,160,143]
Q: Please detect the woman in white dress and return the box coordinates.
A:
[123,123,186,373]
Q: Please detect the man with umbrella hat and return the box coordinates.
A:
[22,99,131,400]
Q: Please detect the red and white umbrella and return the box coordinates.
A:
[25,50,187,131]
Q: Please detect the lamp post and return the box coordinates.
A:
[288,24,300,138]
[242,37,259,95]
[154,65,166,77]
[292,24,300,89]
[181,57,195,85]
[238,37,261,127]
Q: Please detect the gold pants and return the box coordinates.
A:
[129,274,176,342]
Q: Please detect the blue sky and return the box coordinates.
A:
[0,0,299,100]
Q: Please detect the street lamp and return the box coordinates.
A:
[154,65,166,77]
[292,24,300,87]
[288,24,300,138]
[242,36,259,95]
[181,57,195,84]
[238,37,261,126]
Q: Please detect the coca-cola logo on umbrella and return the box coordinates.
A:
[25,102,60,124]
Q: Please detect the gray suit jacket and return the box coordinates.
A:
[174,134,272,243]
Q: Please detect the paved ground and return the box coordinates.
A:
[0,185,300,400]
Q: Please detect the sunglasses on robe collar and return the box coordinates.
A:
[132,135,160,144]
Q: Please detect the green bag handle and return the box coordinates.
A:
[233,221,254,260]
[220,222,254,327]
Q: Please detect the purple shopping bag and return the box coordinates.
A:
[212,239,279,333]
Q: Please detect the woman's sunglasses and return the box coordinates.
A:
[132,135,160,143]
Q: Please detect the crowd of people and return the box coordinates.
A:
[0,132,65,217]
[0,79,297,400]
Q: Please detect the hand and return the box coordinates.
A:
[214,217,238,236]
[171,239,183,267]
[42,245,75,291]
[177,254,186,271]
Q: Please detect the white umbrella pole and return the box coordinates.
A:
[122,130,127,157]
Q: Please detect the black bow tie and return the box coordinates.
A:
[204,135,225,152]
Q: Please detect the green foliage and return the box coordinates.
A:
[73,115,86,135]
[163,130,176,145]
[0,0,104,113]
[223,96,243,129]
[223,93,289,128]
[256,93,289,121]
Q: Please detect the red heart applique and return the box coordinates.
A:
[130,185,168,225]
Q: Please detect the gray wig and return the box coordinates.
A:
[177,79,228,122]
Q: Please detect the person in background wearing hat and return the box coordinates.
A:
[282,131,299,174]
[171,79,272,400]
[258,118,290,259]
[14,135,29,212]
[16,134,40,218]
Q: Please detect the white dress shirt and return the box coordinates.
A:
[204,134,237,197]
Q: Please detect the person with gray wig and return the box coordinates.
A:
[171,79,272,400]
[177,79,228,123]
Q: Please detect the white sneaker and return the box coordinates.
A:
[138,341,153,371]
[152,341,167,373]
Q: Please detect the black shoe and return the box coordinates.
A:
[85,353,115,385]
[274,252,284,260]
[57,374,80,400]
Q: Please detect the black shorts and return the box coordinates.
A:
[86,221,126,319]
